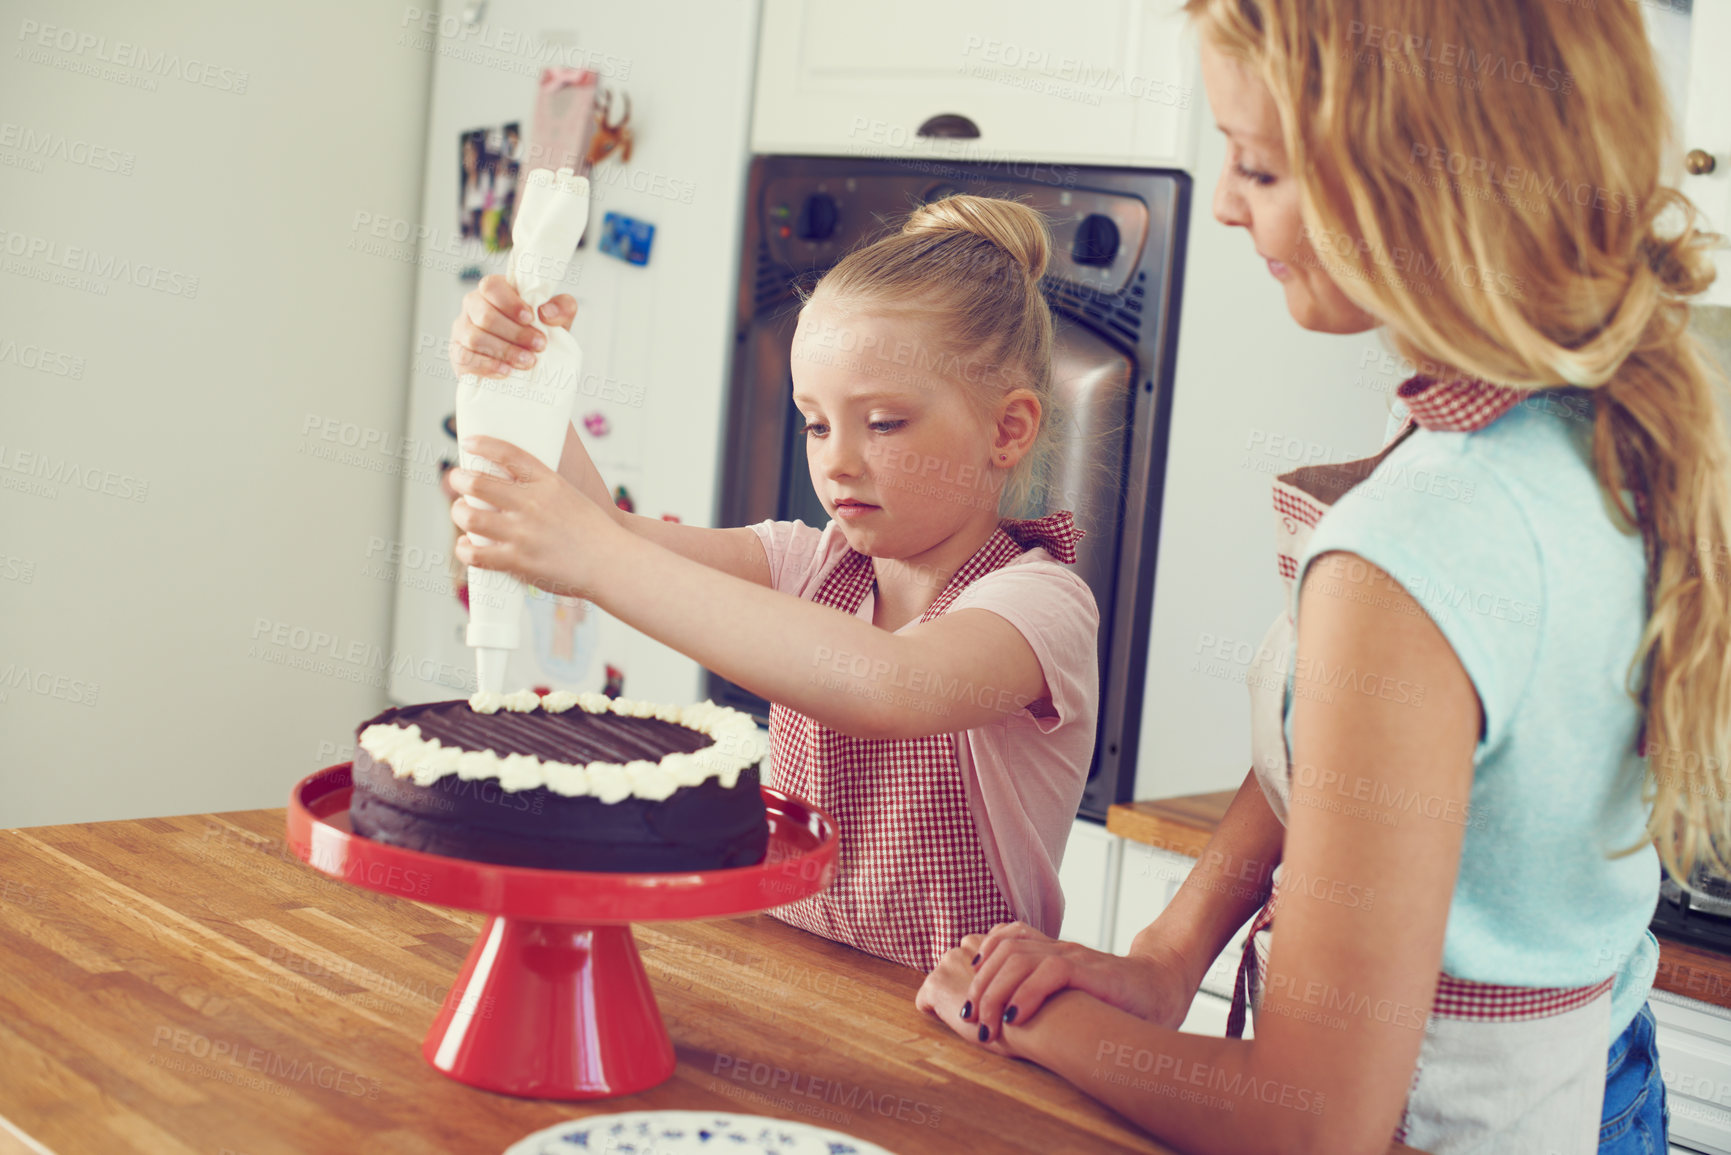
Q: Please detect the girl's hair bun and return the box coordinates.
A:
[902,194,1051,281]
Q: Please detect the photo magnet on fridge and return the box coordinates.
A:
[598,212,655,266]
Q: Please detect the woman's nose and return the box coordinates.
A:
[1213,163,1249,229]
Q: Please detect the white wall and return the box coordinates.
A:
[1132,118,1392,802]
[1,2,432,827]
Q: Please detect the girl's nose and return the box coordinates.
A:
[819,433,864,480]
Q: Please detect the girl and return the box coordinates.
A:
[916,3,1730,1153]
[445,195,1100,971]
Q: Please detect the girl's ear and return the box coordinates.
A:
[993,389,1042,466]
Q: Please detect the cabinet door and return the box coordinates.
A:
[1683,0,1731,308]
[1649,992,1731,1155]
[751,0,1200,169]
[1113,841,1194,953]
[1057,818,1122,951]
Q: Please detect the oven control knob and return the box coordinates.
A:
[795,193,839,241]
[1072,213,1120,266]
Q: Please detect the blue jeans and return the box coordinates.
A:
[1600,1001,1669,1153]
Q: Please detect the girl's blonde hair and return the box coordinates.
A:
[804,194,1057,514]
[1187,0,1731,881]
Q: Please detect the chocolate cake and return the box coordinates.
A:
[349,689,770,871]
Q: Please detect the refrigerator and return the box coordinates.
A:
[386,0,761,707]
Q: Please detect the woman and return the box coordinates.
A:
[916,2,1730,1151]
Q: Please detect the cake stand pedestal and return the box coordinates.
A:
[286,764,838,1101]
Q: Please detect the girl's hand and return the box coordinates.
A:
[449,435,617,600]
[448,274,577,379]
[915,938,1018,1058]
[961,922,1197,1040]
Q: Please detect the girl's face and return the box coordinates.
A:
[790,298,1004,558]
[1199,41,1378,335]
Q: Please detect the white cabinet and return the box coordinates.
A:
[1680,0,1731,308]
[1112,840,1193,952]
[1652,990,1731,1155]
[750,0,1201,170]
[1057,817,1122,951]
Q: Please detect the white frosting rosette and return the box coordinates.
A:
[357,694,765,804]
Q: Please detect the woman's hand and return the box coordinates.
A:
[957,922,1199,1042]
[448,274,577,379]
[449,434,618,600]
[915,937,1019,1058]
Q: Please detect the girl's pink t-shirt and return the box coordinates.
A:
[749,519,1099,936]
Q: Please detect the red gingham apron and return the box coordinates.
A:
[766,511,1084,971]
[1229,376,1627,1151]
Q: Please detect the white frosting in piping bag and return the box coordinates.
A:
[457,167,592,694]
[358,694,766,803]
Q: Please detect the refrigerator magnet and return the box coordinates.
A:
[598,212,654,266]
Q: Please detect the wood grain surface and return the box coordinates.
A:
[0,807,1424,1155]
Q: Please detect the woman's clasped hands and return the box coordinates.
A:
[916,921,1200,1051]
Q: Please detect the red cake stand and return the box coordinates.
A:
[286,763,838,1101]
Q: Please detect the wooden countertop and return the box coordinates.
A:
[1108,791,1731,1013]
[0,806,1427,1155]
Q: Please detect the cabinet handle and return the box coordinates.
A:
[1686,148,1718,176]
[917,114,980,140]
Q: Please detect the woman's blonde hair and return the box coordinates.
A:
[803,194,1058,514]
[1186,0,1731,880]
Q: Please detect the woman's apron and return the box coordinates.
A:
[1231,377,1616,1154]
[766,511,1084,971]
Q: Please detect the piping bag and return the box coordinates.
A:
[456,167,590,694]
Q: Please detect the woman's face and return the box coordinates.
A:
[1199,41,1377,335]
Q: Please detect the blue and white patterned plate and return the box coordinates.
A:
[503,1111,899,1155]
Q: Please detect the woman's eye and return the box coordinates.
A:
[799,421,828,437]
[1234,162,1276,187]
[868,419,906,434]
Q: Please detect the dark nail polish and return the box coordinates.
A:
[971,954,981,966]
[977,1024,990,1043]
[960,1000,972,1020]
[1004,1005,1018,1024]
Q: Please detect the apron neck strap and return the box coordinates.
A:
[997,511,1084,564]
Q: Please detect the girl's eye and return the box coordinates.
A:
[799,421,828,437]
[868,419,906,434]
[1234,162,1276,187]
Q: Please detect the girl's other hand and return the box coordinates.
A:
[960,922,1197,1042]
[448,274,577,379]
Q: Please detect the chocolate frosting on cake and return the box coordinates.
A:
[377,698,715,764]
